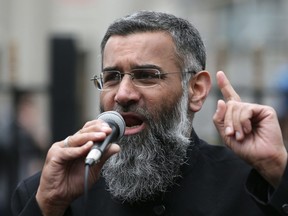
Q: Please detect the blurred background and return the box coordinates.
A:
[1,0,288,215]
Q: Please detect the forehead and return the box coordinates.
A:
[102,32,180,70]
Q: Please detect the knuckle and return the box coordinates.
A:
[83,121,92,128]
[47,143,60,159]
[212,114,220,123]
[266,105,276,113]
[226,100,238,106]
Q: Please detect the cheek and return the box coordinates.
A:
[145,90,182,113]
[100,92,115,110]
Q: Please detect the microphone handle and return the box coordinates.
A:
[85,125,118,166]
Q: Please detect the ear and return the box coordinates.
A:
[188,71,212,112]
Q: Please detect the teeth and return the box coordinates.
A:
[126,125,140,128]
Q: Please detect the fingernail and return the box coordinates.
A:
[236,131,241,140]
[225,127,233,135]
[102,122,110,128]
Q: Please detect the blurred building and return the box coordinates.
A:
[1,0,288,215]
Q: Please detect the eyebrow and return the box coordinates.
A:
[103,64,163,72]
[134,64,162,71]
[102,66,119,71]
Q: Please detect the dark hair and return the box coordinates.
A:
[101,11,206,85]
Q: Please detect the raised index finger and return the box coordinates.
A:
[216,71,241,102]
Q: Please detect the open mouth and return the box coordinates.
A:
[125,116,143,128]
[121,113,145,135]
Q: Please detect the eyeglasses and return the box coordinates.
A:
[91,68,195,91]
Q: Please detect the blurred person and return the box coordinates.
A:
[11,11,288,216]
[0,90,46,216]
[14,91,47,179]
[275,64,288,147]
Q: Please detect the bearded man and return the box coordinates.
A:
[11,11,288,216]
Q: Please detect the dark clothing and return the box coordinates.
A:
[11,131,288,216]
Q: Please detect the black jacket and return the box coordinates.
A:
[11,131,288,215]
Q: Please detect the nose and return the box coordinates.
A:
[114,75,140,107]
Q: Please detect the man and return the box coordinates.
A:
[11,11,288,216]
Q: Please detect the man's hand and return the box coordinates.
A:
[213,71,287,188]
[35,120,120,216]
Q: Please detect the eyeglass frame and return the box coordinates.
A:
[90,68,196,91]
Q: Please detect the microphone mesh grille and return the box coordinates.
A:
[97,111,125,139]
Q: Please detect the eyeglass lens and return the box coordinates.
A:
[101,69,161,89]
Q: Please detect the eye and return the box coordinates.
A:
[133,69,160,80]
[102,71,121,83]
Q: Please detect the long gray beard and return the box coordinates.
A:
[101,90,193,203]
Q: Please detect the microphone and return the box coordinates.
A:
[85,111,125,166]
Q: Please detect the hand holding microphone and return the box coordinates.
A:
[85,111,126,166]
[35,111,125,215]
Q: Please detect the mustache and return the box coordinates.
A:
[101,103,146,115]
[113,104,143,113]
[112,104,154,122]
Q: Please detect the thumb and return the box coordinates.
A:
[88,144,120,183]
[213,99,227,135]
[97,143,120,167]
